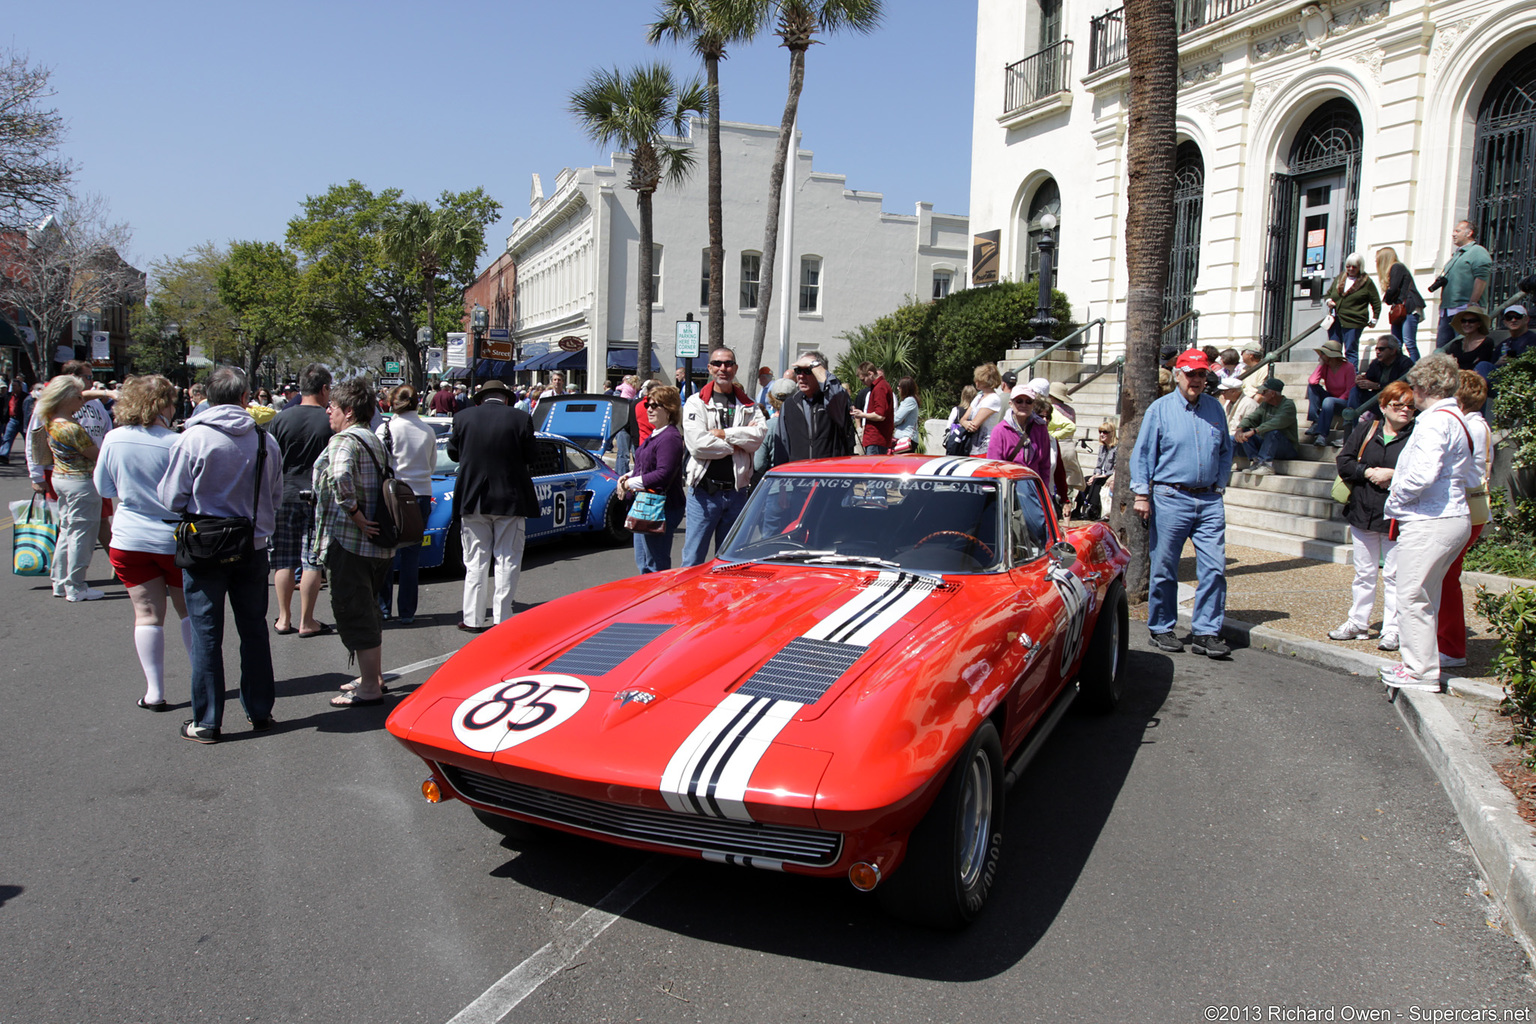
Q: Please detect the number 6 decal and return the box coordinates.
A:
[452,674,591,753]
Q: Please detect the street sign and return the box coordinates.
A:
[482,337,514,362]
[378,377,404,387]
[557,336,585,352]
[446,333,468,369]
[384,360,401,374]
[487,327,510,341]
[676,319,701,359]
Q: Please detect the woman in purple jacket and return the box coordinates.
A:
[618,385,686,573]
[986,383,1053,483]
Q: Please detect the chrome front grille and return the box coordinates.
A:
[438,763,842,867]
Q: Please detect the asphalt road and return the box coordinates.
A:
[0,466,1531,1024]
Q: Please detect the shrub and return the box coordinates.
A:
[1465,492,1536,579]
[1473,584,1536,768]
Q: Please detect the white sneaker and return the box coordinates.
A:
[1380,665,1441,691]
[1377,632,1400,652]
[1249,463,1274,477]
[1439,654,1468,669]
[52,584,66,598]
[1328,623,1370,641]
[66,587,105,602]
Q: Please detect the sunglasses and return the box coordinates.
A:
[644,400,662,410]
[1386,401,1415,411]
[791,365,817,375]
[1457,317,1482,325]
[1505,313,1528,321]
[1181,368,1208,377]
[709,359,735,367]
[1011,396,1034,405]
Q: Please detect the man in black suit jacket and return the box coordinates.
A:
[447,379,540,632]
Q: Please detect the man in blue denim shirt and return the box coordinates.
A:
[1131,349,1234,659]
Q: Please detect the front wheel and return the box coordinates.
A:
[604,493,631,545]
[877,720,1005,929]
[1077,578,1127,714]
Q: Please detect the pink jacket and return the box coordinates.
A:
[1309,360,1354,399]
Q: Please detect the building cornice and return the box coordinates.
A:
[507,184,590,260]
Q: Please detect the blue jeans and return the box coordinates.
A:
[681,485,749,567]
[1437,309,1459,349]
[1392,311,1422,361]
[1306,383,1348,437]
[380,495,434,620]
[184,549,275,731]
[865,444,889,455]
[634,504,684,573]
[1237,430,1297,465]
[1148,485,1226,636]
[1330,323,1364,365]
[613,430,633,476]
[0,415,20,457]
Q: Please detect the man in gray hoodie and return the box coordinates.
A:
[158,367,283,743]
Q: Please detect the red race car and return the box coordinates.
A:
[387,455,1130,928]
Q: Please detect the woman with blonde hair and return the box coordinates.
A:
[1325,252,1382,366]
[960,363,1004,456]
[36,376,104,601]
[1377,246,1425,361]
[95,375,192,709]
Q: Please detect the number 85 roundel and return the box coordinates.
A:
[452,674,591,754]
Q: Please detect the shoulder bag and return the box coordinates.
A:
[11,495,57,576]
[1437,409,1490,526]
[355,431,422,549]
[1331,421,1379,505]
[173,426,268,569]
[625,489,668,534]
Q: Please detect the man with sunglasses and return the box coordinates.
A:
[680,347,766,566]
[1349,335,1414,409]
[769,350,854,465]
[1496,305,1536,366]
[1130,348,1234,658]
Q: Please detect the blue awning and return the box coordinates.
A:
[604,349,661,371]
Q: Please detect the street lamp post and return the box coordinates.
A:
[1028,213,1060,348]
[417,326,432,389]
[469,303,488,397]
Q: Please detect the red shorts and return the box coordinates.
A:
[108,547,183,589]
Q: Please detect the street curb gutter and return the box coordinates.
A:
[1174,606,1536,959]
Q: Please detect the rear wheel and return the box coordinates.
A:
[604,493,631,545]
[1077,579,1127,714]
[443,515,463,573]
[877,720,1005,929]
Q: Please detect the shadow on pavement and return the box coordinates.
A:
[478,650,1176,983]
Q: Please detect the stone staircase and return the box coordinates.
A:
[1017,354,1355,564]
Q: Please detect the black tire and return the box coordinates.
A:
[472,808,544,843]
[443,515,463,574]
[604,493,631,545]
[1077,578,1127,714]
[877,720,1005,929]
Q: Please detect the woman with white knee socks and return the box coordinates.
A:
[94,376,193,711]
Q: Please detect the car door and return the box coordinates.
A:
[527,438,575,539]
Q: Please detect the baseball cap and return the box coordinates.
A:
[1261,377,1285,393]
[1174,349,1210,372]
[1505,304,1528,317]
[1216,375,1244,392]
[1009,382,1037,401]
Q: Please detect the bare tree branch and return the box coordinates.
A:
[0,50,73,219]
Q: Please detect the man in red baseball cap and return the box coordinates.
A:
[1129,346,1234,659]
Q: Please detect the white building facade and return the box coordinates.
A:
[969,0,1536,357]
[508,118,969,380]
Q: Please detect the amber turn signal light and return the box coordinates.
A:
[421,779,442,803]
[848,861,881,891]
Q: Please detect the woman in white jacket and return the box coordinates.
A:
[1380,354,1483,692]
[376,385,437,624]
[1435,370,1493,670]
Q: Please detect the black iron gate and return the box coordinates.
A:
[1164,141,1206,350]
[1261,173,1299,352]
[1472,42,1536,303]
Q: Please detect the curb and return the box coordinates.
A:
[1173,605,1536,959]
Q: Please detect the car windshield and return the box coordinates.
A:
[434,436,458,476]
[720,474,1003,574]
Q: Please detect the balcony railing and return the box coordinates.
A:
[1089,0,1266,73]
[1004,39,1075,115]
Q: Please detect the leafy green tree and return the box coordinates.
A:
[570,64,707,381]
[745,0,884,379]
[217,240,321,386]
[832,324,915,389]
[381,194,501,371]
[649,0,766,353]
[286,181,500,390]
[140,243,238,371]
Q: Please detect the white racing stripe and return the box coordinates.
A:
[914,456,985,477]
[444,857,673,1024]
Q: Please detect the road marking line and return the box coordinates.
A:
[445,857,673,1024]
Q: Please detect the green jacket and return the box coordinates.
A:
[1238,397,1298,447]
[1326,274,1382,329]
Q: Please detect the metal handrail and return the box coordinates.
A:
[1236,320,1326,380]
[1023,318,1107,374]
[1162,308,1200,334]
[1067,356,1122,397]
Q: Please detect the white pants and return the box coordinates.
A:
[1347,526,1398,634]
[460,514,525,627]
[1394,515,1471,686]
[52,473,101,596]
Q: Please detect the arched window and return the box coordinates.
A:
[1472,42,1536,302]
[1286,98,1363,255]
[1164,141,1205,348]
[1023,178,1060,282]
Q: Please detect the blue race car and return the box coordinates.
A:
[405,416,629,571]
[532,393,637,460]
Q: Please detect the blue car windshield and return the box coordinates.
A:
[720,474,1003,574]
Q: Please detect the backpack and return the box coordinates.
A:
[357,427,423,549]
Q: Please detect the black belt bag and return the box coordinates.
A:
[701,478,737,495]
[172,425,268,570]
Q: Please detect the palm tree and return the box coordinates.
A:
[745,0,883,379]
[571,64,707,381]
[1112,0,1179,601]
[381,200,486,390]
[648,0,767,355]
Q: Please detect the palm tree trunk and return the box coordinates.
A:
[420,283,435,392]
[747,45,806,380]
[1111,0,1180,603]
[637,188,657,381]
[246,339,265,394]
[706,53,725,354]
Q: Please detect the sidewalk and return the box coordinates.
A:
[1157,542,1536,961]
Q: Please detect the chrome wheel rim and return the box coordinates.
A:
[957,748,994,889]
[1108,603,1121,685]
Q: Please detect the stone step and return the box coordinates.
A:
[1223,484,1341,520]
[1228,471,1334,499]
[1271,458,1338,478]
[1224,503,1350,542]
[1226,525,1354,564]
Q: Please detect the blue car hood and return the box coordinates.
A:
[533,394,635,456]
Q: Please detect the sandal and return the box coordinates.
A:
[298,623,335,638]
[273,619,298,635]
[340,679,389,694]
[137,697,170,712]
[330,691,384,708]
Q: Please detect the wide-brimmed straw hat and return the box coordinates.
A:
[1317,340,1344,360]
[1454,305,1492,335]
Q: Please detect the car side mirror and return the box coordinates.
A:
[1049,541,1077,571]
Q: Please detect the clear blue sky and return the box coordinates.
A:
[9,0,977,276]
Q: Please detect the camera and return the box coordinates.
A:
[299,489,316,504]
[1427,274,1447,293]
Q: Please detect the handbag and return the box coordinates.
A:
[1438,408,1491,526]
[173,426,267,570]
[625,489,668,534]
[10,495,57,576]
[1389,302,1407,326]
[356,431,422,549]
[943,422,973,456]
[1331,421,1379,505]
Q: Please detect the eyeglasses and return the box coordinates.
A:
[1457,317,1482,325]
[709,359,735,367]
[1181,368,1208,377]
[1386,401,1415,411]
[791,365,817,375]
[644,400,662,410]
[1505,313,1528,321]
[1375,345,1394,351]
